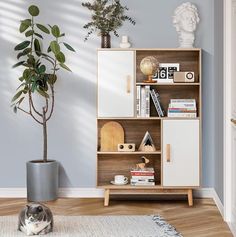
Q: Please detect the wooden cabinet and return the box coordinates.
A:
[98,51,134,117]
[162,120,200,187]
[97,48,202,207]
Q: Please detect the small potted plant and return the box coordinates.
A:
[12,5,75,201]
[82,0,135,48]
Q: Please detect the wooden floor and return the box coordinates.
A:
[0,198,232,237]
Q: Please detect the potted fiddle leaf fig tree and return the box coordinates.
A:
[12,5,75,201]
[82,0,135,48]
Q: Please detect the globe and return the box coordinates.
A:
[140,56,159,83]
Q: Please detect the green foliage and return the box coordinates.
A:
[12,4,75,110]
[82,0,135,41]
[28,5,39,16]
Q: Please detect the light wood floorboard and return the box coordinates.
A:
[0,198,232,237]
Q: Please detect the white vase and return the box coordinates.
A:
[120,36,131,48]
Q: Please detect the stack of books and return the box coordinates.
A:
[136,85,150,118]
[149,89,165,117]
[130,168,155,186]
[168,99,197,118]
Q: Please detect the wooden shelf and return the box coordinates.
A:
[136,82,200,86]
[98,117,200,120]
[98,184,162,189]
[97,151,161,155]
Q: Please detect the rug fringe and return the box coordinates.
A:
[152,215,183,237]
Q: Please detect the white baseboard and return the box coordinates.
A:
[0,188,223,214]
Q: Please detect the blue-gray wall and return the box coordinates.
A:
[0,0,221,191]
[214,0,224,203]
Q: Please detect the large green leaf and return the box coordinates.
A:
[47,74,57,85]
[39,65,46,73]
[14,41,30,51]
[34,38,41,56]
[50,41,60,54]
[51,25,60,38]
[12,61,25,68]
[56,52,65,63]
[20,23,29,33]
[28,5,39,16]
[36,24,50,34]
[59,63,71,72]
[23,69,30,79]
[25,30,34,37]
[34,32,43,39]
[37,89,49,98]
[63,42,75,52]
[17,48,31,59]
[19,19,31,33]
[17,97,25,105]
[11,90,23,102]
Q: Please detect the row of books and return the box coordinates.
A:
[130,168,155,186]
[136,86,165,117]
[168,99,197,118]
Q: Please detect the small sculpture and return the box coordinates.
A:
[136,156,150,169]
[173,2,200,48]
[120,36,131,48]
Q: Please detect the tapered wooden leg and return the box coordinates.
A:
[188,189,193,206]
[104,189,110,207]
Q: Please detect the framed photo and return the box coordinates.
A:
[153,63,180,83]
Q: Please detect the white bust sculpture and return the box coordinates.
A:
[173,2,200,48]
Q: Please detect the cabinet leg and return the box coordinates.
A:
[187,189,193,206]
[104,189,110,207]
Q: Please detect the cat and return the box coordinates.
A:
[18,203,53,236]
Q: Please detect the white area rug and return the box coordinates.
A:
[0,215,182,237]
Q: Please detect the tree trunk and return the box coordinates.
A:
[42,107,47,162]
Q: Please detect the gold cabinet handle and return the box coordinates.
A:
[231,118,236,125]
[126,75,131,94]
[166,144,171,162]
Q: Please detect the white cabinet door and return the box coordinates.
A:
[162,120,200,187]
[98,51,134,117]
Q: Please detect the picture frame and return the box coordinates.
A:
[153,63,180,83]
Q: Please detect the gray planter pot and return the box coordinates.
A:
[27,160,59,202]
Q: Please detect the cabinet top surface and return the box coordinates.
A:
[97,48,202,52]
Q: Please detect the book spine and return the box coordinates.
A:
[131,182,155,186]
[136,86,141,117]
[169,104,196,109]
[154,91,165,117]
[150,90,161,117]
[170,99,196,103]
[168,110,197,113]
[145,86,150,117]
[168,108,197,112]
[131,178,155,182]
[131,175,155,179]
[130,172,155,176]
[141,86,146,117]
[167,113,197,118]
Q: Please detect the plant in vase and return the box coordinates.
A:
[12,5,75,201]
[82,0,135,48]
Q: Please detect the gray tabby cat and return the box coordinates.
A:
[18,203,53,236]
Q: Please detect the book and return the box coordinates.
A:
[131,181,155,186]
[131,175,155,179]
[136,86,141,117]
[145,86,150,117]
[131,168,154,171]
[167,112,197,118]
[149,89,165,117]
[131,178,155,182]
[140,87,146,117]
[130,172,154,176]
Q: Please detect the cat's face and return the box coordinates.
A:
[26,204,45,223]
